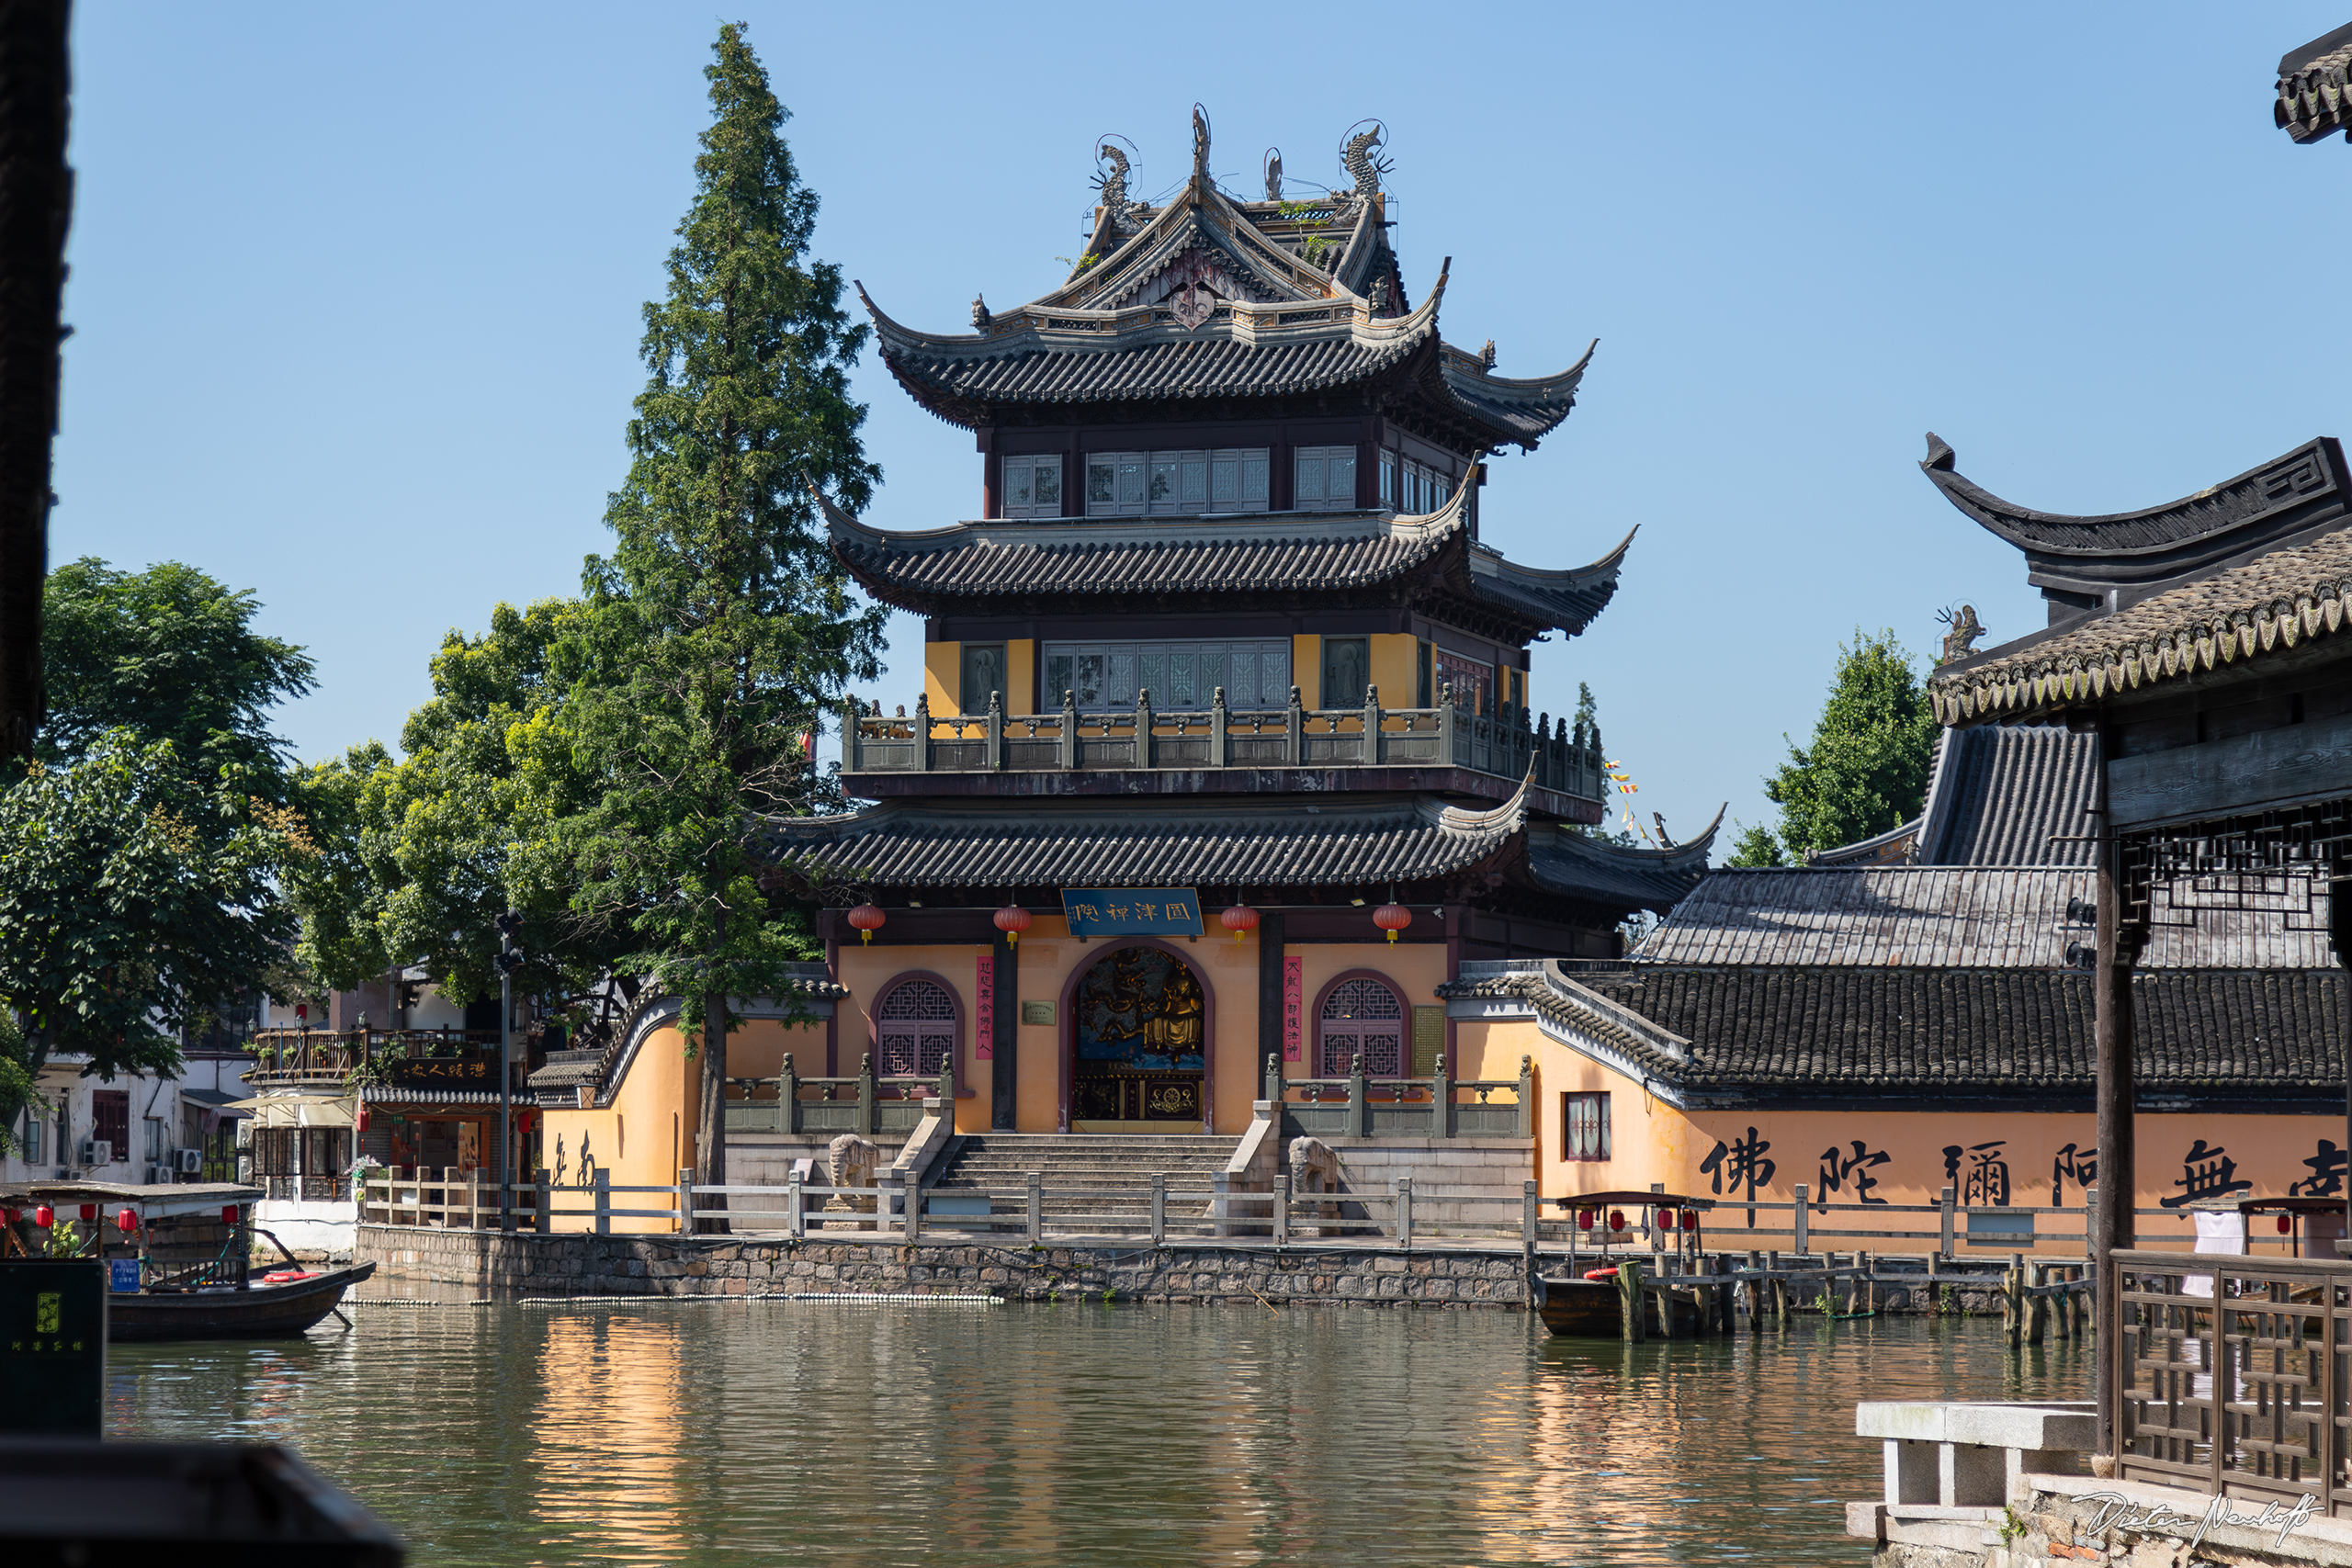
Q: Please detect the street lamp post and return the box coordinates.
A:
[493,910,526,1234]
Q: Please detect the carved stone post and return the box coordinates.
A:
[1136,688,1153,770]
[1349,1054,1369,1138]
[1262,1050,1283,1105]
[857,1053,876,1136]
[1362,682,1380,766]
[1432,1062,1453,1139]
[1516,1055,1534,1139]
[912,692,933,773]
[1210,685,1229,767]
[778,1055,799,1135]
[1061,688,1080,770]
[1285,684,1303,767]
[987,689,1003,771]
[1437,682,1458,768]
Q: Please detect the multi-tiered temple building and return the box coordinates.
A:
[754,114,1713,1139]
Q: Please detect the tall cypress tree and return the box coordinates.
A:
[559,23,883,1221]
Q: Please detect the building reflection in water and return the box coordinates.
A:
[531,1314,687,1563]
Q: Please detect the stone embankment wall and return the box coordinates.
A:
[358,1224,1533,1307]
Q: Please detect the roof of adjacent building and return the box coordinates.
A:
[1631,865,2332,971]
[818,477,1632,640]
[1919,434,2352,620]
[759,781,1719,915]
[1808,726,2098,868]
[859,120,1589,455]
[1926,524,2352,724]
[2279,23,2352,143]
[1442,958,2344,1097]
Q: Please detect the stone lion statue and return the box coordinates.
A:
[825,1134,883,1229]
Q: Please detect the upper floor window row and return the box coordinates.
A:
[1084,449,1272,516]
[1377,450,1454,515]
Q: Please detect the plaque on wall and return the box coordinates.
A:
[1058,888,1203,938]
[1021,1001,1055,1026]
[1412,1006,1445,1077]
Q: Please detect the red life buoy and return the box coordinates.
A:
[1582,1267,1619,1280]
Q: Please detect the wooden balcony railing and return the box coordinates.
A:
[244,1026,506,1087]
[843,684,1606,802]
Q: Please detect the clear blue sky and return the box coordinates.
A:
[51,4,2352,849]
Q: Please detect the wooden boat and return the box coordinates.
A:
[107,1261,376,1342]
[1537,1271,1704,1337]
[1538,1189,1715,1338]
[2,1179,369,1341]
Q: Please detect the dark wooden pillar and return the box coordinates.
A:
[991,928,1018,1130]
[2334,879,2352,1251]
[2092,746,2136,1461]
[1257,911,1287,1088]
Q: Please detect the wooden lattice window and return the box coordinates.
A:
[876,977,957,1077]
[1562,1092,1611,1162]
[1319,978,1404,1077]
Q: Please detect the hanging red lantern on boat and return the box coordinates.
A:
[1373,903,1412,944]
[33,1206,53,1229]
[1220,903,1260,943]
[1679,1209,1699,1232]
[1608,1209,1625,1232]
[993,904,1033,946]
[847,903,886,944]
[2279,1213,2295,1235]
[1,1208,16,1225]
[220,1205,240,1227]
[1576,1209,1595,1231]
[78,1204,96,1224]
[117,1208,137,1235]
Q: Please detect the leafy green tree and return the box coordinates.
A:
[1732,628,1939,865]
[40,558,314,780]
[287,598,622,1011]
[0,731,308,1089]
[0,560,321,1128]
[554,23,884,1218]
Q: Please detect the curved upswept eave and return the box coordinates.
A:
[1920,431,2348,558]
[1436,336,1596,448]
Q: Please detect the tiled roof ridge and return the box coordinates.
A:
[1042,157,1358,311]
[1927,525,2352,723]
[2279,25,2352,143]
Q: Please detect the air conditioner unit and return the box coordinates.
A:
[79,1139,113,1167]
[149,1165,175,1186]
[177,1148,203,1174]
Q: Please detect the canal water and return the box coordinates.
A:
[109,1299,2085,1566]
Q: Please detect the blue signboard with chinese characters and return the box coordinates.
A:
[107,1258,141,1293]
[1060,888,1203,939]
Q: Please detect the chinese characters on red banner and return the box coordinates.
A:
[1282,956,1303,1062]
[975,954,994,1060]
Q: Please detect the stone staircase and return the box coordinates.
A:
[922,1134,1240,1228]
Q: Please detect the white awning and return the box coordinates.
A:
[220,1096,357,1129]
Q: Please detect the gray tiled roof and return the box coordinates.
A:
[1633,866,2333,970]
[2279,24,2352,143]
[1928,525,2352,723]
[762,788,1716,911]
[879,329,1423,411]
[1919,725,2098,865]
[818,484,1631,637]
[1442,960,2346,1093]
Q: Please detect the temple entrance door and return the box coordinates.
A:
[1067,945,1206,1131]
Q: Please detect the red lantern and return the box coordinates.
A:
[117,1208,137,1235]
[220,1205,241,1227]
[33,1206,53,1229]
[1608,1209,1626,1232]
[356,1105,371,1134]
[1679,1209,1699,1232]
[1372,903,1413,944]
[1,1208,16,1224]
[992,904,1033,946]
[1577,1209,1595,1231]
[78,1204,96,1224]
[2280,1213,2295,1235]
[1221,903,1261,943]
[846,904,886,945]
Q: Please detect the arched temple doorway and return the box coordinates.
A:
[1060,942,1213,1132]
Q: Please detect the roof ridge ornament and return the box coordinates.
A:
[1093,136,1145,227]
[1192,104,1211,184]
[1263,147,1282,201]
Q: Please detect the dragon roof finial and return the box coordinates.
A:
[1093,139,1144,226]
[1341,121,1391,198]
[1263,147,1283,201]
[1191,104,1211,179]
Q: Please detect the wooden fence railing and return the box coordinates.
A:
[2115,1248,2352,1520]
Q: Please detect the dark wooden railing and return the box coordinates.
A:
[843,684,1606,802]
[2115,1248,2352,1519]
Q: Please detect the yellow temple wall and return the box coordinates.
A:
[1293,634,1320,706]
[832,942,991,1132]
[1006,639,1035,716]
[538,1021,700,1235]
[922,642,957,713]
[1464,1015,2337,1256]
[1369,634,1419,709]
